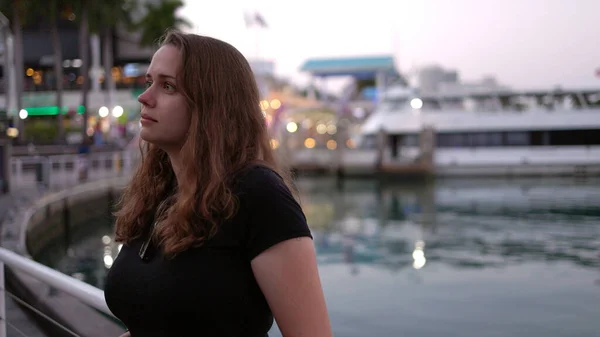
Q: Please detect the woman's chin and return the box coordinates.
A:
[139,129,157,144]
[139,129,186,152]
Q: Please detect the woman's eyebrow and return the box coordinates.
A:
[146,73,177,81]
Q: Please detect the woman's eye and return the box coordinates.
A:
[163,82,176,91]
[145,81,152,88]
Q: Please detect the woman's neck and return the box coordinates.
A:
[166,151,183,187]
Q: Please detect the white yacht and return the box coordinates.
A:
[358,85,600,176]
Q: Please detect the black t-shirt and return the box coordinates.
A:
[104,166,312,337]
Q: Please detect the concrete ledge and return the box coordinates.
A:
[1,176,131,337]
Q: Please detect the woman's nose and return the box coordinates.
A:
[138,88,155,107]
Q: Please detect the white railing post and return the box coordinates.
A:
[61,155,68,187]
[42,156,51,191]
[0,262,6,337]
[12,158,22,189]
[112,152,120,175]
[122,151,129,175]
[47,157,55,189]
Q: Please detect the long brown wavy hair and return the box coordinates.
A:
[114,30,289,257]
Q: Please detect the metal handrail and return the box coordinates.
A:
[0,247,115,337]
[0,247,113,316]
[12,151,127,163]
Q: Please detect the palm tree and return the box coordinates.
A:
[136,0,191,48]
[70,0,90,141]
[2,0,74,144]
[88,0,138,110]
[47,0,69,143]
[72,0,189,142]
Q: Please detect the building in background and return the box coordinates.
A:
[417,65,459,95]
[417,65,510,96]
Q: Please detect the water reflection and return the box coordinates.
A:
[300,177,600,276]
[39,177,600,337]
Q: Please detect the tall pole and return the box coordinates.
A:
[90,33,101,93]
[0,13,8,333]
[253,19,265,100]
[244,10,267,99]
[0,12,17,137]
[0,12,10,110]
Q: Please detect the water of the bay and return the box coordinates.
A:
[37,177,600,337]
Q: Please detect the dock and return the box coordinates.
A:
[286,127,436,178]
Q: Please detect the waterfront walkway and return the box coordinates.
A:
[0,154,132,336]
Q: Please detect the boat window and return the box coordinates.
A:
[390,129,600,149]
[403,134,419,147]
[437,133,467,147]
[504,132,530,146]
[379,98,409,112]
[360,135,378,149]
[467,132,503,147]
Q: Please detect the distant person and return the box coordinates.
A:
[104,30,332,337]
[77,137,91,182]
[0,142,6,194]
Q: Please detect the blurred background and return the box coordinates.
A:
[0,0,599,336]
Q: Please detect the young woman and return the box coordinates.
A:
[104,30,332,337]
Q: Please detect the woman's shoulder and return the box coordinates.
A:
[234,164,285,191]
[231,164,309,259]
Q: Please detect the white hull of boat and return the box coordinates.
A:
[433,146,600,176]
[288,146,600,177]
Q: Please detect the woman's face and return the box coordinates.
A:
[138,45,191,151]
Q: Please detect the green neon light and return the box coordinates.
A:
[23,105,86,116]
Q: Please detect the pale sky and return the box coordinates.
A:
[181,0,600,92]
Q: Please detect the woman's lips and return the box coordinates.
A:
[141,114,157,122]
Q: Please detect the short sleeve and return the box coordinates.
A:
[238,166,312,260]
